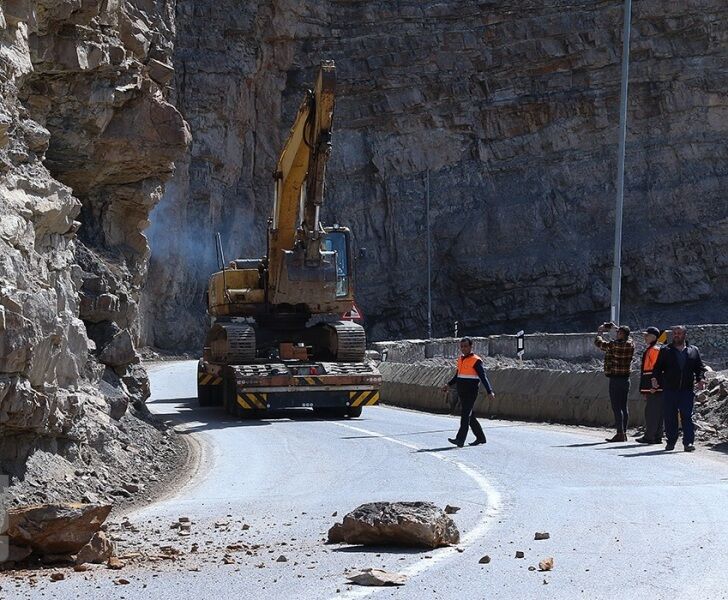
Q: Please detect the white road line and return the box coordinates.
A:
[328,421,503,599]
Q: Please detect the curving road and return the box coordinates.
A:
[13,360,728,599]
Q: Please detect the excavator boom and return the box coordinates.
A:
[270,60,336,293]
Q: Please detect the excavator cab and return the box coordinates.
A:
[323,227,351,298]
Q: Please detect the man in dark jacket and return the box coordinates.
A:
[651,325,707,452]
[595,323,635,442]
[636,326,664,444]
[441,337,495,448]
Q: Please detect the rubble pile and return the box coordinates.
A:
[695,371,728,441]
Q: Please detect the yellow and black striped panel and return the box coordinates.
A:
[236,392,268,410]
[198,373,223,386]
[300,376,326,385]
[349,390,380,407]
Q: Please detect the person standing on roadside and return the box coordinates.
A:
[441,337,495,448]
[651,325,707,452]
[595,322,635,442]
[636,327,664,444]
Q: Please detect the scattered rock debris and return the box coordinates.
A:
[76,531,115,565]
[535,532,550,540]
[347,568,407,587]
[539,557,555,571]
[444,505,460,514]
[515,551,525,558]
[478,555,491,564]
[107,557,125,570]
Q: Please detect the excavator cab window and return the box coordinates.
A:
[323,231,349,297]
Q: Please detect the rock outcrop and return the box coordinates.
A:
[143,0,728,349]
[0,1,188,486]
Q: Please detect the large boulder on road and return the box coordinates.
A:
[328,501,459,548]
[3,503,112,556]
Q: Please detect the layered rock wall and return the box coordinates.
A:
[0,0,188,477]
[144,0,728,349]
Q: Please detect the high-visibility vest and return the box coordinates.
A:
[640,344,662,393]
[457,354,482,380]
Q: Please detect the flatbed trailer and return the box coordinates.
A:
[197,358,381,418]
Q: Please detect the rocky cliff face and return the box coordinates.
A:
[144,0,728,349]
[0,0,188,480]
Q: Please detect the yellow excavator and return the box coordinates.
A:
[197,60,381,418]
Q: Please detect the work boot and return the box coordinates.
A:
[665,442,676,451]
[448,438,464,448]
[605,433,627,442]
[635,437,650,444]
[468,437,487,446]
[684,444,696,452]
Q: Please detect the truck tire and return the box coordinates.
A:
[198,383,213,407]
[197,362,223,407]
[222,376,236,415]
[347,406,362,418]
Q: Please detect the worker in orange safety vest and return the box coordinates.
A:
[636,326,664,444]
[441,337,495,448]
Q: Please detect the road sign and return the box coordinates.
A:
[342,302,363,321]
[516,330,525,359]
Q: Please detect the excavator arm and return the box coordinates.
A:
[269,61,336,295]
[207,60,354,320]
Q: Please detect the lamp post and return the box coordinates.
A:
[610,0,633,325]
[426,168,432,339]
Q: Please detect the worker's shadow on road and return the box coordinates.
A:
[624,442,728,458]
[708,442,728,455]
[618,449,671,457]
[412,446,460,453]
[552,442,609,448]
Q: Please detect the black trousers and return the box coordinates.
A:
[608,376,630,433]
[664,390,695,446]
[643,392,664,442]
[455,389,485,444]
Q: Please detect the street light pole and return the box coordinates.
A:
[610,0,633,325]
[426,168,432,339]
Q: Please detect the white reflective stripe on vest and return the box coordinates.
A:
[457,375,479,379]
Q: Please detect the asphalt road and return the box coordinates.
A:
[10,360,728,599]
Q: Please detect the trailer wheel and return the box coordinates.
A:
[222,376,238,417]
[347,406,362,418]
[198,383,211,407]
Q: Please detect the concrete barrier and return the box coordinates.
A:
[373,325,728,367]
[379,362,645,428]
[375,325,728,427]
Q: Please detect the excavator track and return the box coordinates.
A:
[206,322,256,364]
[326,321,366,362]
